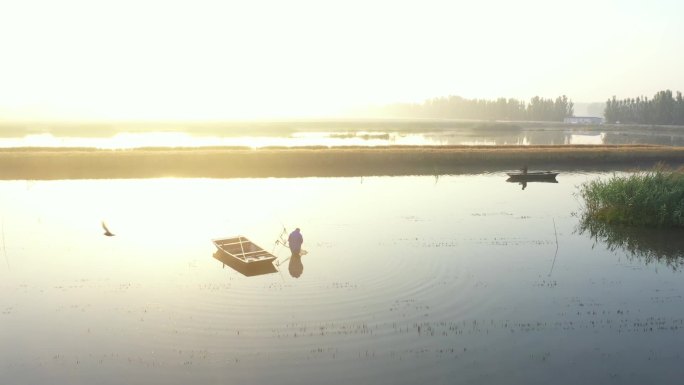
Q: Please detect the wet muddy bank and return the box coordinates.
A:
[2,145,684,179]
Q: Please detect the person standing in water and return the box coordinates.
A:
[288,228,303,256]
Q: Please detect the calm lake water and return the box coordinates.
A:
[1,173,683,384]
[3,126,684,148]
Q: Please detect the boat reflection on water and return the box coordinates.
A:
[212,250,308,278]
[212,250,278,277]
[577,217,684,271]
[506,178,558,190]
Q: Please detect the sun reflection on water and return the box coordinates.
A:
[0,132,443,149]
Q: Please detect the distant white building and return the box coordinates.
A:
[564,116,604,125]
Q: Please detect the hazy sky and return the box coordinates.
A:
[1,0,683,120]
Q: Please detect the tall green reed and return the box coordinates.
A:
[580,165,684,227]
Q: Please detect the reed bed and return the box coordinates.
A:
[579,166,684,227]
[2,145,684,179]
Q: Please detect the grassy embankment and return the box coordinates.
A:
[579,166,684,227]
[2,145,684,179]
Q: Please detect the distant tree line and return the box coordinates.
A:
[375,95,574,122]
[605,90,684,125]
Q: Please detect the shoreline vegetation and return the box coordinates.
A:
[359,95,574,122]
[605,90,684,125]
[3,145,684,180]
[579,166,684,228]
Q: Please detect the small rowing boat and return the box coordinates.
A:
[506,171,559,181]
[212,236,277,265]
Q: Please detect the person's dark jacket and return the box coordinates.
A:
[288,229,303,254]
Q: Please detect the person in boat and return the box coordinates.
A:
[288,228,303,256]
[522,165,528,175]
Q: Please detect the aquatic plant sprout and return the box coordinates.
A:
[579,166,684,227]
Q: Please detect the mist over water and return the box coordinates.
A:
[3,121,684,148]
[1,173,683,384]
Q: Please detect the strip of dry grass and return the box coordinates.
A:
[1,145,684,179]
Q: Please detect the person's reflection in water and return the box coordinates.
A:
[521,181,527,190]
[288,254,304,278]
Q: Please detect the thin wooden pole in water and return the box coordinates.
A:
[548,218,559,277]
[2,217,8,270]
[277,256,291,267]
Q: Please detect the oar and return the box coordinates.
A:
[2,217,8,270]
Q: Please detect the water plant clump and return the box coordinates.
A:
[579,166,684,227]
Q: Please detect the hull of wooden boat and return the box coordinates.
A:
[212,251,278,276]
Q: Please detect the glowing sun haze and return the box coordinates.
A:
[0,0,683,120]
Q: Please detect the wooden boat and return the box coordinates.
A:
[212,251,278,276]
[212,236,277,265]
[506,171,559,181]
